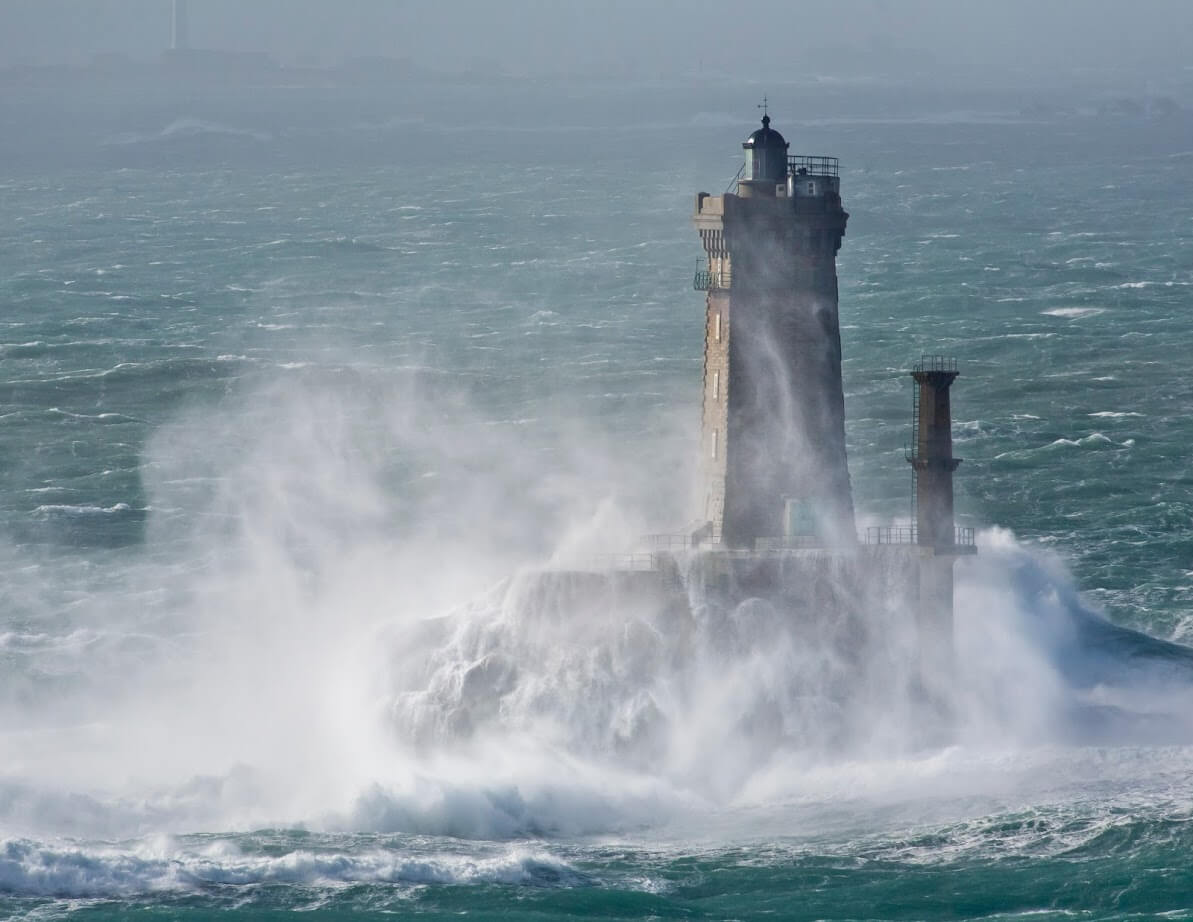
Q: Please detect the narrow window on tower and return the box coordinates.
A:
[711,429,718,459]
[714,312,722,342]
[712,371,720,400]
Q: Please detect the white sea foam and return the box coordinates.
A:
[1041,307,1105,318]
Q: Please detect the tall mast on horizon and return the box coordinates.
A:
[172,0,190,52]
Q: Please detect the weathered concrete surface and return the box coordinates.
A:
[694,183,852,548]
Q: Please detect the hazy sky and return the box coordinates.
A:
[2,0,1191,87]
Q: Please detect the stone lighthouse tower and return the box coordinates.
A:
[693,114,853,548]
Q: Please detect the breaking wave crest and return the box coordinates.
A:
[0,837,580,899]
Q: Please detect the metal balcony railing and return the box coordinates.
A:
[694,269,731,291]
[788,155,840,177]
[866,525,918,545]
[644,533,723,550]
[864,525,975,547]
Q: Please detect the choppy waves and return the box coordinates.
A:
[0,835,582,901]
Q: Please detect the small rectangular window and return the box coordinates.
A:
[712,371,720,400]
[711,429,718,459]
[714,312,722,342]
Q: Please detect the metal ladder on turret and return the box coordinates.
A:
[908,379,920,525]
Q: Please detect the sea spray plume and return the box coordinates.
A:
[138,360,688,780]
[955,529,1193,746]
[0,359,696,839]
[130,355,935,828]
[373,528,1193,826]
[141,361,693,588]
[376,547,943,806]
[7,360,1193,845]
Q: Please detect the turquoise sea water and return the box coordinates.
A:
[2,80,1193,919]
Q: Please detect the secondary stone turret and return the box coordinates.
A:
[907,356,973,675]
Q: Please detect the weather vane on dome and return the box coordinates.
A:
[757,96,769,119]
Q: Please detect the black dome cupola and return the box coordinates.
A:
[742,114,789,184]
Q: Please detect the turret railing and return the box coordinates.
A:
[788,155,840,177]
[908,380,921,519]
[914,355,958,374]
[864,525,975,548]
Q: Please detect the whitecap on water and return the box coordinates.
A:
[33,502,132,516]
[1041,307,1105,318]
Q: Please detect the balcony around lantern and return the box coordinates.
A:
[788,155,840,177]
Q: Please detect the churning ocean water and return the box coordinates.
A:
[2,78,1193,919]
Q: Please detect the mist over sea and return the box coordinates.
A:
[3,78,1193,920]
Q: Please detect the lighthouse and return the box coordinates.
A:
[527,110,976,692]
[693,113,853,548]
